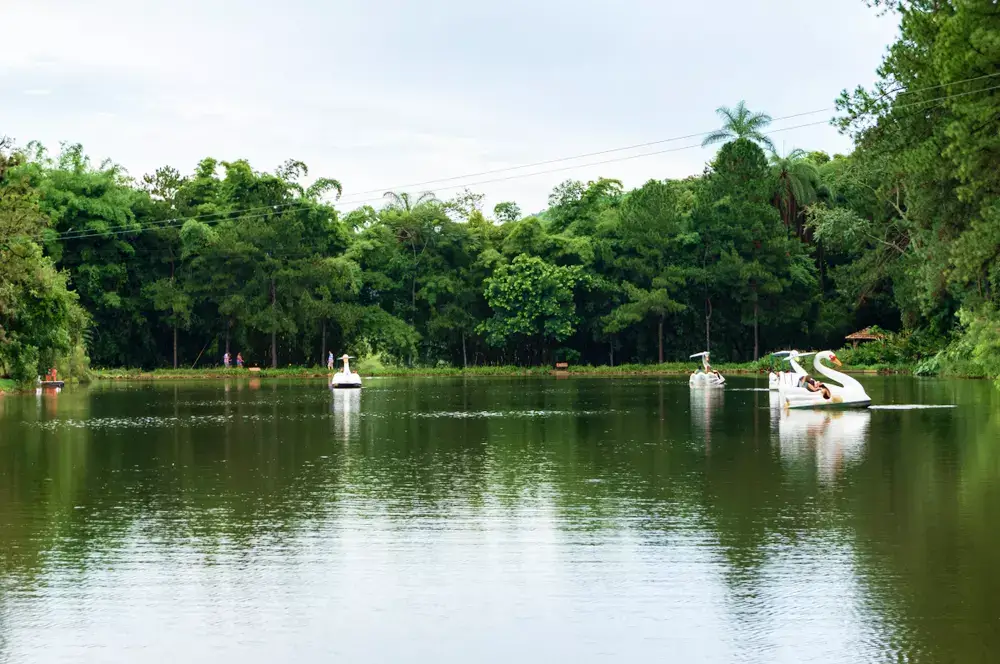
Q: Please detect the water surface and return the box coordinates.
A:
[1,376,998,663]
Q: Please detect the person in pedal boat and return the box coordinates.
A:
[799,375,831,399]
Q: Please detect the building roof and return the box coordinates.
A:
[845,326,886,341]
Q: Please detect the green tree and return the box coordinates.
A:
[493,201,521,224]
[601,179,694,363]
[0,138,89,383]
[701,101,775,151]
[383,191,438,212]
[16,143,147,367]
[480,254,586,363]
[770,148,821,235]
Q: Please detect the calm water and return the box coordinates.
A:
[1,376,999,663]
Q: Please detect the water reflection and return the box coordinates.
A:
[331,388,361,441]
[774,407,871,482]
[0,377,997,662]
[690,387,723,450]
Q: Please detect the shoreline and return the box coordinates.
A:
[88,363,911,382]
[0,362,929,394]
[8,363,985,394]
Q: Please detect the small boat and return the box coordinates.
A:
[330,354,362,389]
[777,350,871,409]
[768,350,812,391]
[39,381,65,389]
[689,351,725,388]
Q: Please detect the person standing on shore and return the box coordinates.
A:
[236,353,244,368]
[327,351,334,371]
[223,352,231,368]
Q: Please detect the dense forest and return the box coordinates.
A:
[2,0,1000,383]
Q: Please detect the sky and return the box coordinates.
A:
[2,0,898,214]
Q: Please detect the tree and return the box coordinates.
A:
[16,143,148,368]
[603,278,686,363]
[693,138,816,360]
[442,188,484,222]
[701,101,775,152]
[480,255,586,362]
[299,256,362,365]
[0,138,88,383]
[493,201,521,224]
[383,191,438,212]
[769,148,821,235]
[601,179,694,363]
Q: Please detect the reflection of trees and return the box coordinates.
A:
[2,377,999,660]
[842,382,1000,662]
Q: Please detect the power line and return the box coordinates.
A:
[333,70,1000,200]
[52,120,830,242]
[49,77,1000,243]
[54,201,317,240]
[336,110,833,198]
[56,69,1000,241]
[333,80,1000,205]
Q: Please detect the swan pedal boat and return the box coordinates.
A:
[689,351,725,388]
[777,350,871,409]
[330,354,362,389]
[768,350,810,391]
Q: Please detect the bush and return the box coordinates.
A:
[554,347,581,364]
[835,327,945,368]
[914,353,943,377]
[356,352,388,375]
[7,342,40,385]
[941,306,1000,382]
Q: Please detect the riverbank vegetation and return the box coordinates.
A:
[3,1,999,386]
[90,355,911,382]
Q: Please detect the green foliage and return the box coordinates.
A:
[940,306,1000,383]
[356,352,388,375]
[702,101,775,151]
[1,138,89,384]
[480,254,586,349]
[770,148,821,234]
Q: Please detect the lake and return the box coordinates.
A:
[1,376,998,663]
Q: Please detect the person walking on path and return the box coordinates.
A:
[236,353,244,368]
[327,351,334,371]
[223,352,231,368]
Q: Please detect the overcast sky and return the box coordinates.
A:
[3,0,897,213]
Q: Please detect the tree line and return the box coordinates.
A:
[2,0,999,382]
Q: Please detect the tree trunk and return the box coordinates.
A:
[658,317,664,364]
[704,297,712,352]
[461,332,467,369]
[753,299,759,361]
[786,179,794,231]
[170,259,178,369]
[321,320,327,368]
[270,278,277,369]
[818,242,825,291]
[225,320,231,356]
[609,339,614,367]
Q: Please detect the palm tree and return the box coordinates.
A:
[701,101,775,151]
[383,191,438,212]
[769,149,821,235]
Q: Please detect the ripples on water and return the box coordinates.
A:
[1,376,997,663]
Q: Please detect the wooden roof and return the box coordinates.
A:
[845,326,886,341]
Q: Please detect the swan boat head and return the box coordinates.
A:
[817,350,842,367]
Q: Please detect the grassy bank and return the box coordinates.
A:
[0,378,15,393]
[90,359,912,382]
